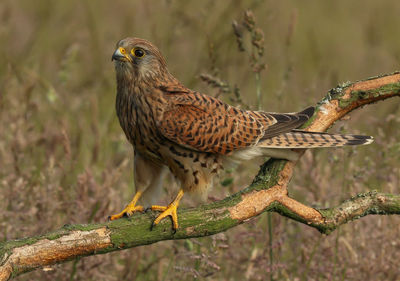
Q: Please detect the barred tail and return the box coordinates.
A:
[258,130,373,149]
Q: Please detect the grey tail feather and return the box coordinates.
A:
[258,130,374,149]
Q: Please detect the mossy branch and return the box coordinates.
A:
[1,72,400,280]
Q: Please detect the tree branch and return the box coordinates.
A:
[1,72,400,280]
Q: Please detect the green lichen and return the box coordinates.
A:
[0,236,43,261]
[301,111,318,129]
[247,159,285,191]
[314,209,338,234]
[312,73,400,110]
[107,207,236,251]
[338,81,400,108]
[62,222,107,232]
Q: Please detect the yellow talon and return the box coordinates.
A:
[109,191,144,221]
[151,189,184,230]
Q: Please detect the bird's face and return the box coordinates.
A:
[112,37,167,81]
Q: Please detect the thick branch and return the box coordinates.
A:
[1,72,400,280]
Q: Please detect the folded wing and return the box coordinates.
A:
[157,88,314,155]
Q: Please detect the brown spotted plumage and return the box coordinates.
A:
[109,37,373,230]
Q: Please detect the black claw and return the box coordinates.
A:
[150,222,177,234]
[122,212,129,218]
[144,207,152,212]
[107,216,112,221]
[170,218,177,234]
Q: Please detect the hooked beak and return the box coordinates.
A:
[112,47,132,62]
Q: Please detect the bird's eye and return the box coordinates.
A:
[132,48,145,58]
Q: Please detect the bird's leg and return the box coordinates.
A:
[108,191,144,220]
[151,189,184,230]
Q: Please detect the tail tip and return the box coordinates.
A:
[351,135,374,145]
[363,135,374,145]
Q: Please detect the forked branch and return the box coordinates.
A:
[1,72,400,280]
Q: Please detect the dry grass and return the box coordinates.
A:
[1,0,400,280]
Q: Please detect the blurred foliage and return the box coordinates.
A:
[0,0,400,280]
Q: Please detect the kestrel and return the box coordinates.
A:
[109,37,373,230]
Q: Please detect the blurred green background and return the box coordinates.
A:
[1,0,400,280]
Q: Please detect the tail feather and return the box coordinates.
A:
[258,130,373,149]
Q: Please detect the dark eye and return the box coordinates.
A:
[133,48,145,58]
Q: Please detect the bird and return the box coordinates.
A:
[109,37,373,230]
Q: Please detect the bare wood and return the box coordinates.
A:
[0,228,112,280]
[0,72,399,280]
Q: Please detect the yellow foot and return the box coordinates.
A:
[151,189,184,231]
[108,191,144,221]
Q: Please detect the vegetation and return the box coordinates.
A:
[1,1,400,280]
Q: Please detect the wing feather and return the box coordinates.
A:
[157,87,314,155]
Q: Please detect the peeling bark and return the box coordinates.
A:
[0,72,400,280]
[0,228,111,280]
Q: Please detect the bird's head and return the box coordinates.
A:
[112,37,168,82]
